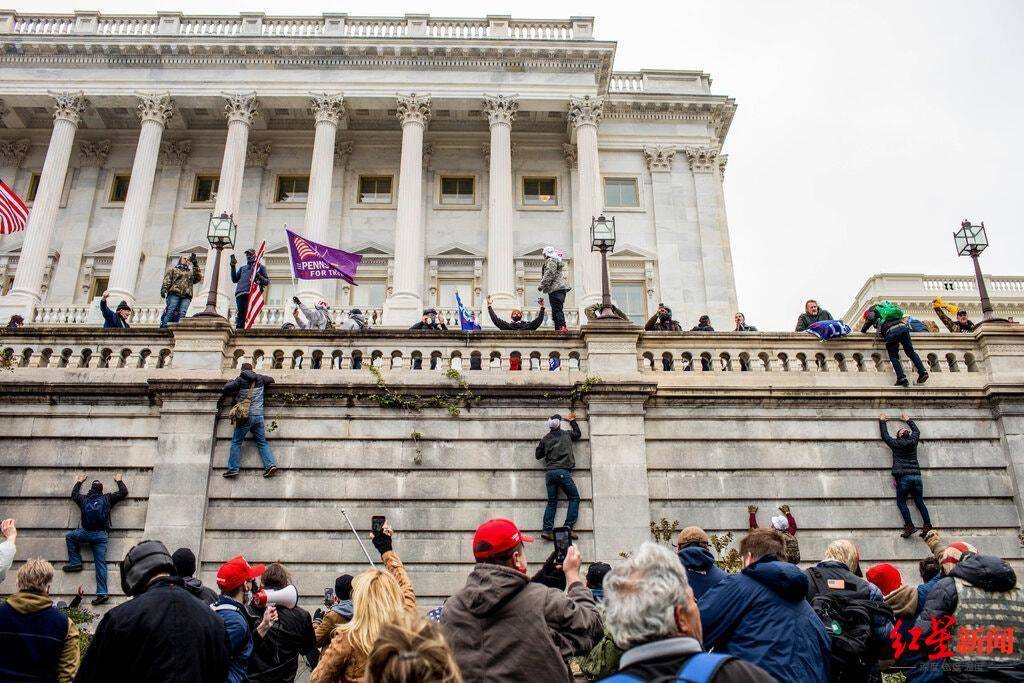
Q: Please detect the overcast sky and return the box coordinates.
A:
[24,0,1024,328]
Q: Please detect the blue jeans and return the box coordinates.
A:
[543,468,580,532]
[160,294,191,328]
[885,324,927,382]
[65,528,109,595]
[227,416,276,472]
[548,289,567,330]
[235,293,249,329]
[895,474,932,527]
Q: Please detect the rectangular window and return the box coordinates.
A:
[604,178,640,208]
[192,175,219,203]
[439,176,475,205]
[351,281,387,309]
[26,173,41,202]
[358,176,393,204]
[109,174,131,203]
[275,175,310,203]
[264,280,297,309]
[438,281,473,308]
[523,177,558,206]
[612,283,647,325]
[89,276,109,300]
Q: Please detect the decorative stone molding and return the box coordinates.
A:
[0,100,11,125]
[310,93,346,125]
[0,138,31,168]
[223,93,259,125]
[561,143,578,170]
[567,95,603,128]
[682,146,720,173]
[396,93,431,126]
[718,154,728,180]
[422,142,434,169]
[333,141,354,168]
[642,145,675,172]
[245,141,272,168]
[137,93,175,126]
[51,91,89,125]
[482,94,519,126]
[158,140,191,167]
[78,140,111,168]
[482,143,518,164]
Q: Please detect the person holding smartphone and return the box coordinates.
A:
[409,308,448,331]
[535,413,583,541]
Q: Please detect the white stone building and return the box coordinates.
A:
[0,11,738,328]
[843,273,1024,327]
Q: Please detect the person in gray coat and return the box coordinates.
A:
[291,296,332,330]
[536,413,582,539]
[539,245,570,333]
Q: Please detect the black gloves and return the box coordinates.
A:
[292,296,301,305]
[372,532,393,556]
[229,254,237,266]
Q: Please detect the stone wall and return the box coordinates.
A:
[1,320,1023,610]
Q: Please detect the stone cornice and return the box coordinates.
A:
[604,97,736,141]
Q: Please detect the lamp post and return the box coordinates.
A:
[196,212,237,318]
[590,214,617,320]
[953,219,1007,325]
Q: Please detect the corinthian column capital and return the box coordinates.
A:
[246,141,272,168]
[396,93,431,126]
[310,93,346,125]
[78,140,111,168]
[50,92,89,125]
[718,154,728,180]
[334,141,354,168]
[0,139,31,168]
[643,145,676,172]
[223,93,259,125]
[137,93,175,126]
[159,140,192,167]
[482,94,519,126]
[682,146,720,173]
[568,95,604,128]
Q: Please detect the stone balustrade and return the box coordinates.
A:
[2,328,172,370]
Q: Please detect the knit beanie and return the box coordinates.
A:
[675,526,710,548]
[866,563,902,597]
[116,301,132,313]
[171,547,197,578]
[770,515,789,532]
[546,415,561,430]
[940,541,978,570]
[335,574,353,601]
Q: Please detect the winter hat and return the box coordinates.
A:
[335,574,353,601]
[350,308,362,316]
[116,301,132,313]
[89,480,103,495]
[586,562,612,589]
[675,526,710,548]
[940,541,978,570]
[770,515,790,532]
[120,540,176,596]
[866,563,903,597]
[542,245,563,262]
[546,415,562,430]
[171,547,197,578]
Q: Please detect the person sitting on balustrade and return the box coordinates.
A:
[645,303,683,331]
[486,294,545,331]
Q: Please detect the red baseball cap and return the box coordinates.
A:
[473,518,534,560]
[216,555,266,591]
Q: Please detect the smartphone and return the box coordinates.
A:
[553,526,572,565]
[371,515,386,536]
[324,588,334,604]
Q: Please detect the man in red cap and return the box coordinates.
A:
[212,555,278,683]
[441,518,602,683]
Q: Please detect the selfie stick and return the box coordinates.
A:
[340,509,377,568]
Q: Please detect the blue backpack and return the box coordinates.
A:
[82,494,110,530]
[603,652,734,683]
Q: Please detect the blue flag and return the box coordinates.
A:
[455,292,480,331]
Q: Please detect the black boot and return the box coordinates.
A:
[901,523,918,539]
[917,372,930,384]
[919,524,934,539]
[895,378,910,387]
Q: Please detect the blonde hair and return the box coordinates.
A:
[824,539,860,573]
[338,567,407,659]
[366,613,462,683]
[17,558,54,594]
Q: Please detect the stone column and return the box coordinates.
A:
[0,138,30,189]
[137,141,191,302]
[195,93,259,315]
[563,143,585,324]
[299,93,346,302]
[382,94,430,327]
[482,95,518,321]
[684,146,738,326]
[3,93,87,317]
[107,94,175,305]
[49,141,109,305]
[568,95,604,310]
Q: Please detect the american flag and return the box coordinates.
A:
[0,179,29,235]
[243,240,267,330]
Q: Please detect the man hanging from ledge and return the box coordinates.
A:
[486,294,545,330]
[748,504,800,564]
[880,412,933,539]
[63,473,128,606]
[535,412,582,541]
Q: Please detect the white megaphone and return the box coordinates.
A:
[251,584,297,609]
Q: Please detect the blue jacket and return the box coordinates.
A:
[213,595,253,683]
[699,554,831,683]
[231,258,269,296]
[99,298,130,328]
[678,545,727,601]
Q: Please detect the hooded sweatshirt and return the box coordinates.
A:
[678,545,728,600]
[699,554,830,683]
[295,301,331,330]
[0,591,79,683]
[441,562,602,683]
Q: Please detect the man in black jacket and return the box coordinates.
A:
[880,413,933,538]
[645,304,683,331]
[486,294,545,330]
[536,413,583,540]
[223,363,278,478]
[76,540,230,683]
[63,473,128,605]
[409,308,448,330]
[248,562,316,682]
[172,547,218,604]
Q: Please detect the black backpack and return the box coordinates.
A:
[806,568,893,682]
[82,494,110,530]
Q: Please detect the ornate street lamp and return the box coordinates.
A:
[590,214,617,320]
[196,212,237,318]
[953,219,1007,325]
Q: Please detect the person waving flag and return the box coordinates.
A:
[243,240,267,329]
[455,292,480,331]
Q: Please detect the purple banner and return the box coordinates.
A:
[286,228,362,285]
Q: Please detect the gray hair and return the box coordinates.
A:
[602,542,692,650]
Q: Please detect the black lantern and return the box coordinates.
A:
[953,219,1005,325]
[590,214,618,320]
[196,212,237,318]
